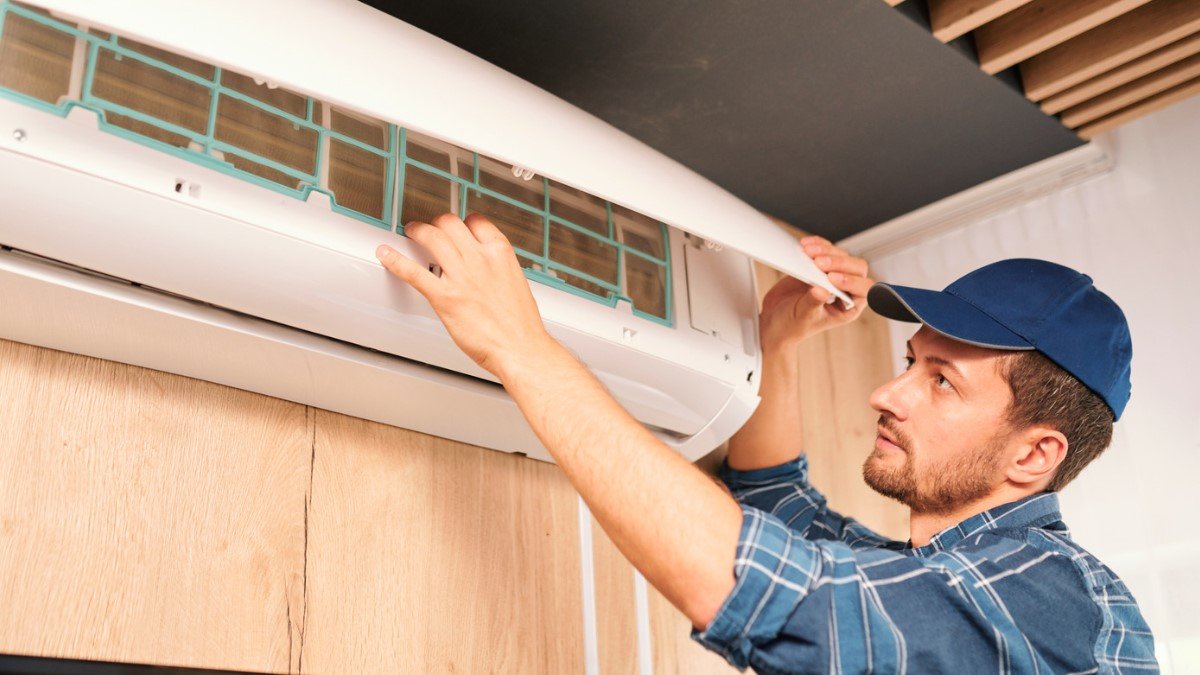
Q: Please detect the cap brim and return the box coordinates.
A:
[868,283,1035,350]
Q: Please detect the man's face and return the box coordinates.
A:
[863,325,1017,515]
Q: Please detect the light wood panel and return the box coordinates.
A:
[974,0,1151,75]
[1060,52,1200,127]
[929,0,1036,43]
[0,339,311,673]
[1040,32,1200,114]
[592,517,638,675]
[1020,0,1200,101]
[298,409,585,674]
[1077,73,1200,139]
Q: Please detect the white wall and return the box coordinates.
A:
[869,96,1200,674]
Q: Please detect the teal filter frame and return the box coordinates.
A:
[0,0,673,326]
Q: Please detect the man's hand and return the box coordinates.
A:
[727,236,874,471]
[374,213,556,382]
[759,236,874,353]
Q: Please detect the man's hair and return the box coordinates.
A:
[998,351,1114,492]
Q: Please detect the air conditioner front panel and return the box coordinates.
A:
[0,97,750,438]
[22,0,846,305]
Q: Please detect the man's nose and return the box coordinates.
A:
[869,372,912,421]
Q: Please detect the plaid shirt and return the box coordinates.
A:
[693,456,1157,674]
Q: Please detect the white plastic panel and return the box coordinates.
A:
[0,95,752,439]
[23,0,848,305]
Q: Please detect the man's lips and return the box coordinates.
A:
[876,426,905,452]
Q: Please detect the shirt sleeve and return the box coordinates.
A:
[692,506,1096,674]
[719,456,895,548]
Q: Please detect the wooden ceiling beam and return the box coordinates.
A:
[928,0,1035,43]
[1077,75,1200,139]
[1021,0,1200,101]
[1060,52,1200,127]
[1040,32,1200,114]
[883,0,906,6]
[974,0,1152,75]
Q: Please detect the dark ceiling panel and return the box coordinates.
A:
[363,0,1082,240]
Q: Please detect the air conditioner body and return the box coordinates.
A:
[0,0,844,462]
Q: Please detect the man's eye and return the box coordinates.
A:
[904,356,915,370]
[936,374,954,390]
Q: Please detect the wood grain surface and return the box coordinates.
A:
[298,409,584,673]
[0,339,310,673]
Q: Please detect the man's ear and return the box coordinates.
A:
[1006,426,1068,489]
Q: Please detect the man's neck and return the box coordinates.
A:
[907,487,1033,547]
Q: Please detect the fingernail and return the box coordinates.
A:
[805,246,820,255]
[830,272,843,283]
[376,245,393,261]
[817,256,831,267]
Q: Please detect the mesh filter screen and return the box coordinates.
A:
[477,155,542,209]
[0,11,72,103]
[549,222,618,290]
[215,95,317,176]
[221,69,307,118]
[330,138,387,220]
[467,188,543,265]
[92,47,211,136]
[115,34,213,79]
[332,107,388,150]
[401,165,456,228]
[614,204,665,260]
[625,252,668,319]
[550,180,607,235]
[0,1,675,325]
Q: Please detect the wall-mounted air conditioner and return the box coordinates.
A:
[0,0,845,462]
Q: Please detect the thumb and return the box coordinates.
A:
[376,244,441,298]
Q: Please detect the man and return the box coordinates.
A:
[374,213,1156,673]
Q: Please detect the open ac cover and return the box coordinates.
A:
[0,0,843,462]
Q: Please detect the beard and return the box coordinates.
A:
[862,415,1006,516]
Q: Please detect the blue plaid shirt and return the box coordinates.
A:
[693,456,1158,674]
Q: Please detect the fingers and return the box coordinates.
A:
[827,271,874,299]
[406,219,465,273]
[464,213,510,247]
[429,212,482,259]
[375,244,442,297]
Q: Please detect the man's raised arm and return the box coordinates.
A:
[726,237,874,471]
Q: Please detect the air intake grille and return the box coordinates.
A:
[0,1,673,325]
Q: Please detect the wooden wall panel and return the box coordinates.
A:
[592,517,638,675]
[298,410,585,674]
[0,339,310,673]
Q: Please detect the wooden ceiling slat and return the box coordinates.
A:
[1040,33,1200,114]
[1060,52,1200,127]
[928,0,1036,43]
[1077,74,1200,139]
[883,0,906,6]
[975,0,1153,75]
[1021,0,1200,101]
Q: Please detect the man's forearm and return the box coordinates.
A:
[726,344,806,470]
[498,339,743,629]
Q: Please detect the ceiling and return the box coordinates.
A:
[363,0,1084,241]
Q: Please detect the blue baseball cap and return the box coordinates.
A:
[867,258,1132,420]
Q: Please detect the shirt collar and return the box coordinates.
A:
[910,492,1065,556]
